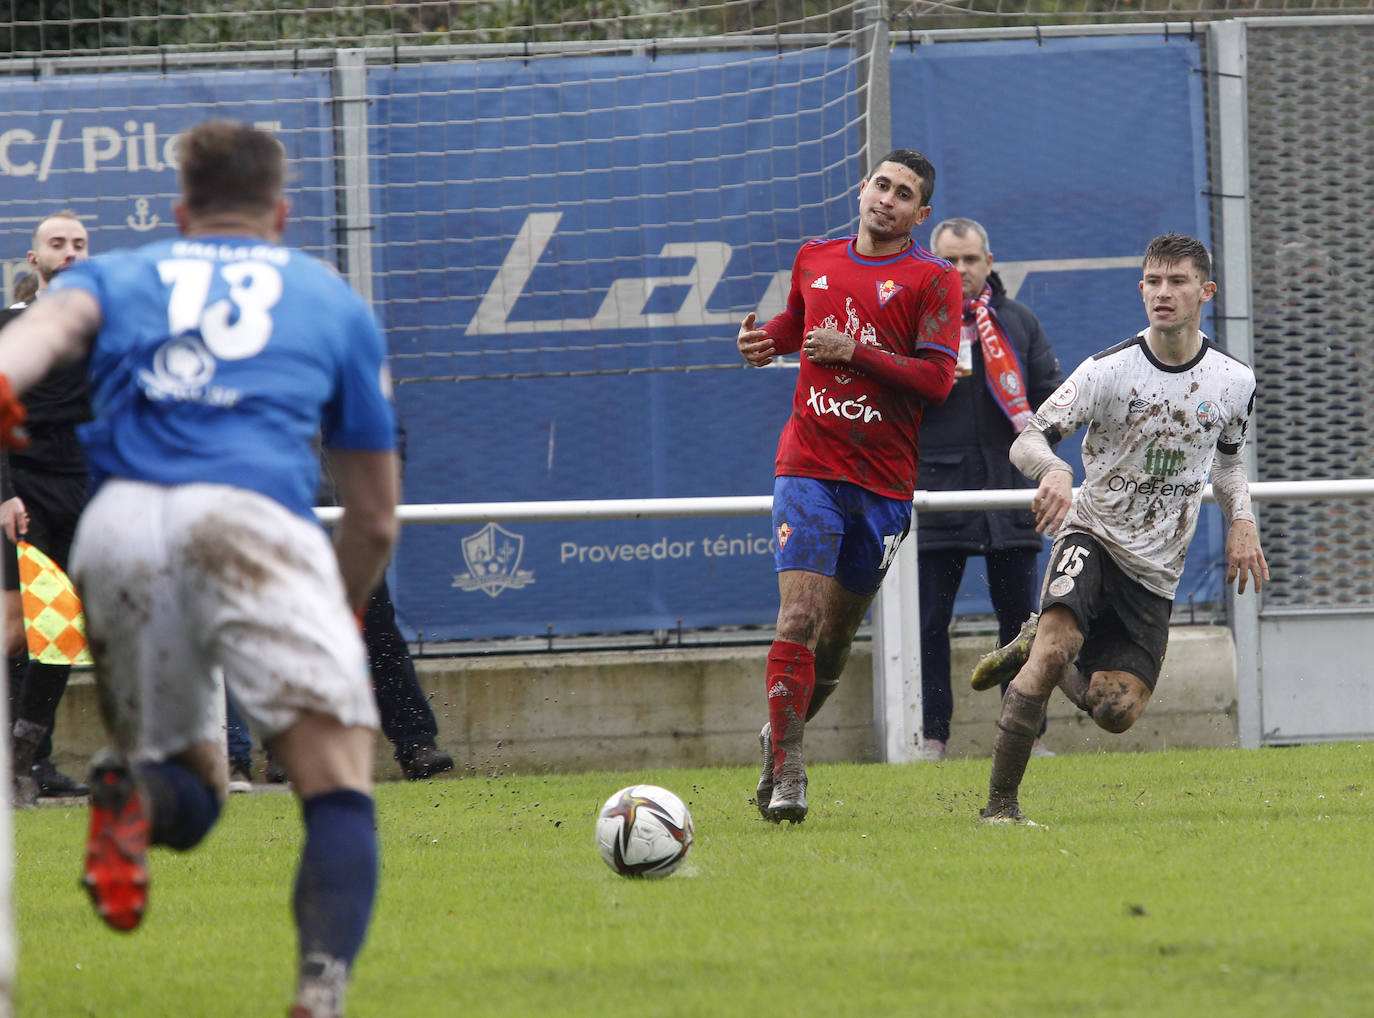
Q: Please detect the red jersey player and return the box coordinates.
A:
[737,148,961,823]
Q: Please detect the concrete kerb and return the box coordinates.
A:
[46,624,1237,781]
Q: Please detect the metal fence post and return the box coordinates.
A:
[857,1,892,177]
[871,524,922,764]
[334,48,374,306]
[1210,19,1261,750]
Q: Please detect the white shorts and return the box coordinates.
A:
[70,479,378,761]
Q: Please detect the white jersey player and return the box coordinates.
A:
[972,233,1268,825]
[1035,326,1257,599]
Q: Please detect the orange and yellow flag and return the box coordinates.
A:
[17,540,93,666]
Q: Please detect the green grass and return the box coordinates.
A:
[14,743,1374,1017]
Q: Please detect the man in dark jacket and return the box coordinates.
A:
[3,210,93,804]
[915,218,1062,760]
[225,427,454,789]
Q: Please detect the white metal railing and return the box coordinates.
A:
[315,477,1374,526]
[319,477,1374,762]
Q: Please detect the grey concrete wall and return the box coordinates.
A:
[45,624,1237,781]
[949,624,1240,758]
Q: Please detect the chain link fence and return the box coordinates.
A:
[1243,20,1374,608]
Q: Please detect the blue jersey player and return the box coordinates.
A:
[0,120,398,1018]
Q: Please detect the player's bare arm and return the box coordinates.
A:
[326,447,400,609]
[802,327,855,365]
[737,312,776,367]
[0,288,102,392]
[1225,519,1268,594]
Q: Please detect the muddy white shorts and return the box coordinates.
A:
[70,479,378,761]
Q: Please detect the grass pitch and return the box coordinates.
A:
[14,742,1374,1017]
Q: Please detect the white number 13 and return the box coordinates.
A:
[159,259,283,360]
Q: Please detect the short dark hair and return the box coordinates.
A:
[30,209,83,250]
[178,120,285,218]
[870,148,936,207]
[1143,233,1211,282]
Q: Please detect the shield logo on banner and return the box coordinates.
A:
[454,522,536,598]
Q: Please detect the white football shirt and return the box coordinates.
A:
[1030,330,1256,598]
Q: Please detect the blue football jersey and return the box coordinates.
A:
[49,235,396,520]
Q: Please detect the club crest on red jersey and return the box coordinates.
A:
[875,279,902,307]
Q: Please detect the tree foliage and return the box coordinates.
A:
[1,1,866,56]
[2,0,1357,56]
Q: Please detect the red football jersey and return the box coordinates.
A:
[763,236,960,499]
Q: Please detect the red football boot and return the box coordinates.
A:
[81,752,151,932]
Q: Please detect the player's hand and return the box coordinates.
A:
[803,327,856,365]
[0,373,28,451]
[1,497,29,543]
[737,313,775,367]
[1225,519,1268,594]
[1030,470,1073,535]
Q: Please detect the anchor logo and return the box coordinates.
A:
[126,198,160,232]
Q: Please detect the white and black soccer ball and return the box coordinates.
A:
[595,784,693,878]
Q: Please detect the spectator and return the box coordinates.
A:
[9,272,37,307]
[228,576,453,790]
[915,218,1062,761]
[2,211,93,805]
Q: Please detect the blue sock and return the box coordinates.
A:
[137,761,222,851]
[294,789,378,966]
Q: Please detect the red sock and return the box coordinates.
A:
[766,640,815,765]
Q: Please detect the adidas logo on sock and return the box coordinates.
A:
[767,681,789,698]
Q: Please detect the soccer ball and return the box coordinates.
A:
[595,784,693,878]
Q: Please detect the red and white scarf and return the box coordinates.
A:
[967,283,1032,432]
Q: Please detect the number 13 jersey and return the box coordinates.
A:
[49,236,396,521]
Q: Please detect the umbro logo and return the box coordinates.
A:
[1128,398,1151,413]
[810,275,829,290]
[767,681,789,698]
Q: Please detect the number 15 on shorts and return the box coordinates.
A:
[1056,543,1089,578]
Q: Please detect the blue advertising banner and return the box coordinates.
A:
[369,50,860,640]
[0,69,337,295]
[0,43,1218,645]
[373,34,1217,641]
